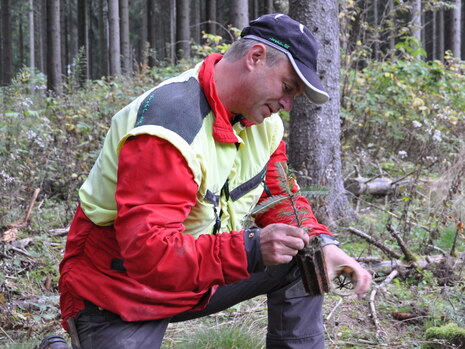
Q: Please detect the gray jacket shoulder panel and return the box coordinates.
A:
[135,77,211,144]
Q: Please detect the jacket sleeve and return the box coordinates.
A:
[253,141,332,236]
[113,134,250,293]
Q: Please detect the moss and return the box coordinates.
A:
[423,323,465,348]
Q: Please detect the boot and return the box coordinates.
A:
[38,335,71,349]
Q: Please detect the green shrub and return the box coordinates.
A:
[341,51,465,167]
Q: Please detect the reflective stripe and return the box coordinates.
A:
[229,164,268,201]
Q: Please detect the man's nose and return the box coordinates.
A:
[280,96,294,112]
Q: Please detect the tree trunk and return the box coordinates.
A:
[438,8,445,62]
[40,0,47,73]
[98,0,109,77]
[47,0,62,94]
[108,0,121,75]
[266,0,274,13]
[432,10,437,60]
[373,0,379,60]
[191,0,201,45]
[61,0,70,77]
[1,0,13,84]
[29,0,35,69]
[175,0,190,61]
[230,0,249,31]
[169,0,176,64]
[120,0,131,75]
[147,0,156,67]
[451,0,462,59]
[411,0,422,57]
[288,0,353,228]
[389,0,395,50]
[77,0,89,81]
[20,13,24,67]
[206,0,217,35]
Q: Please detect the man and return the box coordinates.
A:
[43,14,371,349]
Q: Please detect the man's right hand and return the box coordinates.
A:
[259,223,309,265]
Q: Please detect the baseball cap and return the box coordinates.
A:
[240,14,329,105]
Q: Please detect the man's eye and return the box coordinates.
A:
[283,83,291,92]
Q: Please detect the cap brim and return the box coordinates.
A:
[291,59,329,105]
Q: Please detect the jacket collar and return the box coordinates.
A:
[198,53,240,143]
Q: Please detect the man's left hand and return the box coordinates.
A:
[322,244,373,298]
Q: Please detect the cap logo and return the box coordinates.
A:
[268,37,290,50]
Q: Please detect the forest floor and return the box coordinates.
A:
[0,202,463,349]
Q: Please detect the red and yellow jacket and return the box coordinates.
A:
[59,53,331,328]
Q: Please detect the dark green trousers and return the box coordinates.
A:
[75,262,324,349]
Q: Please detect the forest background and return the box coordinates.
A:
[0,0,464,348]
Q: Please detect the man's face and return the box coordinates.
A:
[235,56,305,124]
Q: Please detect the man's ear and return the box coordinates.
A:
[245,43,267,71]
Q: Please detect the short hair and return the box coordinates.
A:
[223,38,287,66]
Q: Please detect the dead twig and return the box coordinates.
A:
[325,298,343,322]
[369,269,399,339]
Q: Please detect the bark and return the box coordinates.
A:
[169,0,176,64]
[206,0,217,35]
[191,0,201,45]
[98,0,109,77]
[450,0,462,59]
[438,8,444,62]
[266,0,274,13]
[389,0,395,51]
[108,0,121,75]
[1,0,13,84]
[77,0,89,81]
[47,0,62,94]
[20,12,24,66]
[138,0,147,67]
[251,0,258,19]
[175,0,190,60]
[147,0,156,66]
[29,0,35,69]
[40,0,47,73]
[373,0,379,60]
[411,0,422,43]
[230,0,249,31]
[120,0,131,74]
[288,0,352,228]
[60,0,66,76]
[432,10,437,60]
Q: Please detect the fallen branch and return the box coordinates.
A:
[348,227,402,259]
[345,176,403,196]
[1,188,40,242]
[345,163,437,197]
[386,224,417,262]
[50,226,70,236]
